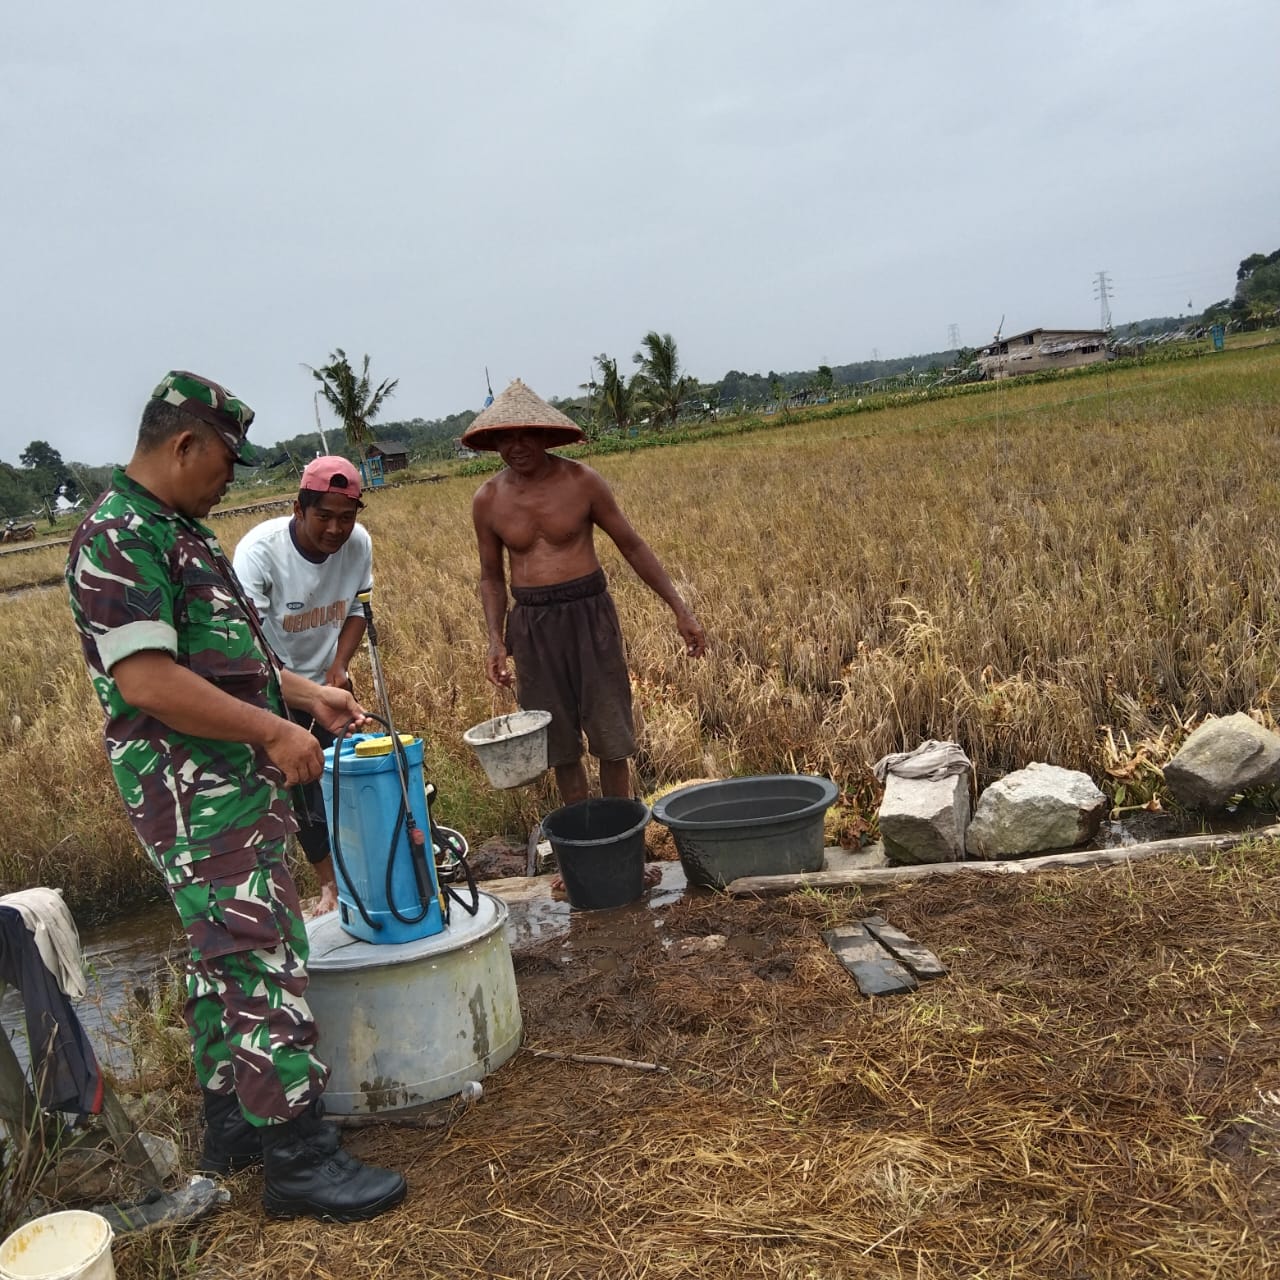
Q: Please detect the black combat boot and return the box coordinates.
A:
[199,1093,342,1175]
[261,1111,406,1222]
[197,1089,262,1175]
[291,1096,342,1153]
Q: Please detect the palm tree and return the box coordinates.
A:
[585,353,637,434]
[632,331,694,428]
[306,349,399,450]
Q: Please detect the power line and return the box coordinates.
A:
[947,323,960,350]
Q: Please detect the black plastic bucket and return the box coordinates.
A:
[651,775,839,889]
[541,797,650,910]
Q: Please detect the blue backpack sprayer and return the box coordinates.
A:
[322,591,479,944]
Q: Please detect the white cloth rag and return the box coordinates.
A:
[0,886,87,999]
[873,739,972,786]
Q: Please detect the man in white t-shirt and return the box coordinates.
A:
[233,456,374,915]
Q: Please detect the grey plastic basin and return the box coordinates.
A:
[651,775,839,889]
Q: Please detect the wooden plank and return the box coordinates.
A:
[821,923,918,997]
[98,1085,165,1190]
[525,822,542,878]
[0,1031,63,1151]
[726,824,1280,897]
[861,916,947,981]
[479,871,556,905]
[0,1016,38,1130]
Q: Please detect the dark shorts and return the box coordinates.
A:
[287,707,333,863]
[506,570,636,768]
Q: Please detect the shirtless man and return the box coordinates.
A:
[468,380,704,876]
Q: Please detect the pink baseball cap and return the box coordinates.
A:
[299,456,364,505]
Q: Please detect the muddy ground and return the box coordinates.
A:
[103,841,1280,1279]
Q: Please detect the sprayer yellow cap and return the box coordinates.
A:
[354,734,416,757]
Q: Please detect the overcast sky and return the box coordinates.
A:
[4,1,1278,465]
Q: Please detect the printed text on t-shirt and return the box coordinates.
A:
[282,601,348,632]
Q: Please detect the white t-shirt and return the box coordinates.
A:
[232,515,374,684]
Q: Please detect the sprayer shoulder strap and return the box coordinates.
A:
[171,523,289,711]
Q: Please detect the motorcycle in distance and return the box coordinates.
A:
[1,520,37,544]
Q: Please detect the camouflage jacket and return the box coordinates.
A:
[66,468,296,868]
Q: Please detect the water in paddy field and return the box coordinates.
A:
[0,872,692,1081]
[1,901,183,1077]
[1093,801,1279,848]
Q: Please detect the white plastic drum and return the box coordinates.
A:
[304,891,522,1114]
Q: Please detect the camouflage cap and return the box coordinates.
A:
[151,370,259,464]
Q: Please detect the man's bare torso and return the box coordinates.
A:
[478,456,601,588]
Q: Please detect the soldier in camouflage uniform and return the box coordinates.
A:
[66,371,406,1223]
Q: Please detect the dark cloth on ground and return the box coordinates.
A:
[0,906,103,1115]
[507,569,636,767]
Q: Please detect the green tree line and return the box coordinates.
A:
[1200,248,1280,329]
[0,441,113,520]
[8,248,1274,511]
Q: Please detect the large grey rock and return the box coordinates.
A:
[878,773,969,865]
[1163,712,1280,810]
[966,763,1106,859]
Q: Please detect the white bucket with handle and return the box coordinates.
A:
[0,1211,114,1280]
[463,709,552,788]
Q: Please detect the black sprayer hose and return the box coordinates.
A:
[384,724,480,921]
[199,541,479,927]
[330,714,432,928]
[355,588,479,919]
[444,839,481,917]
[383,722,437,926]
[328,716,381,932]
[329,716,475,927]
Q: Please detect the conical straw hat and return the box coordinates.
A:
[460,378,586,451]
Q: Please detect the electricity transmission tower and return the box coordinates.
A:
[1093,271,1113,331]
[947,324,960,350]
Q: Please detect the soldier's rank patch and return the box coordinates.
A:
[125,585,163,618]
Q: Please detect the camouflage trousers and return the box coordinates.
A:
[160,840,329,1126]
